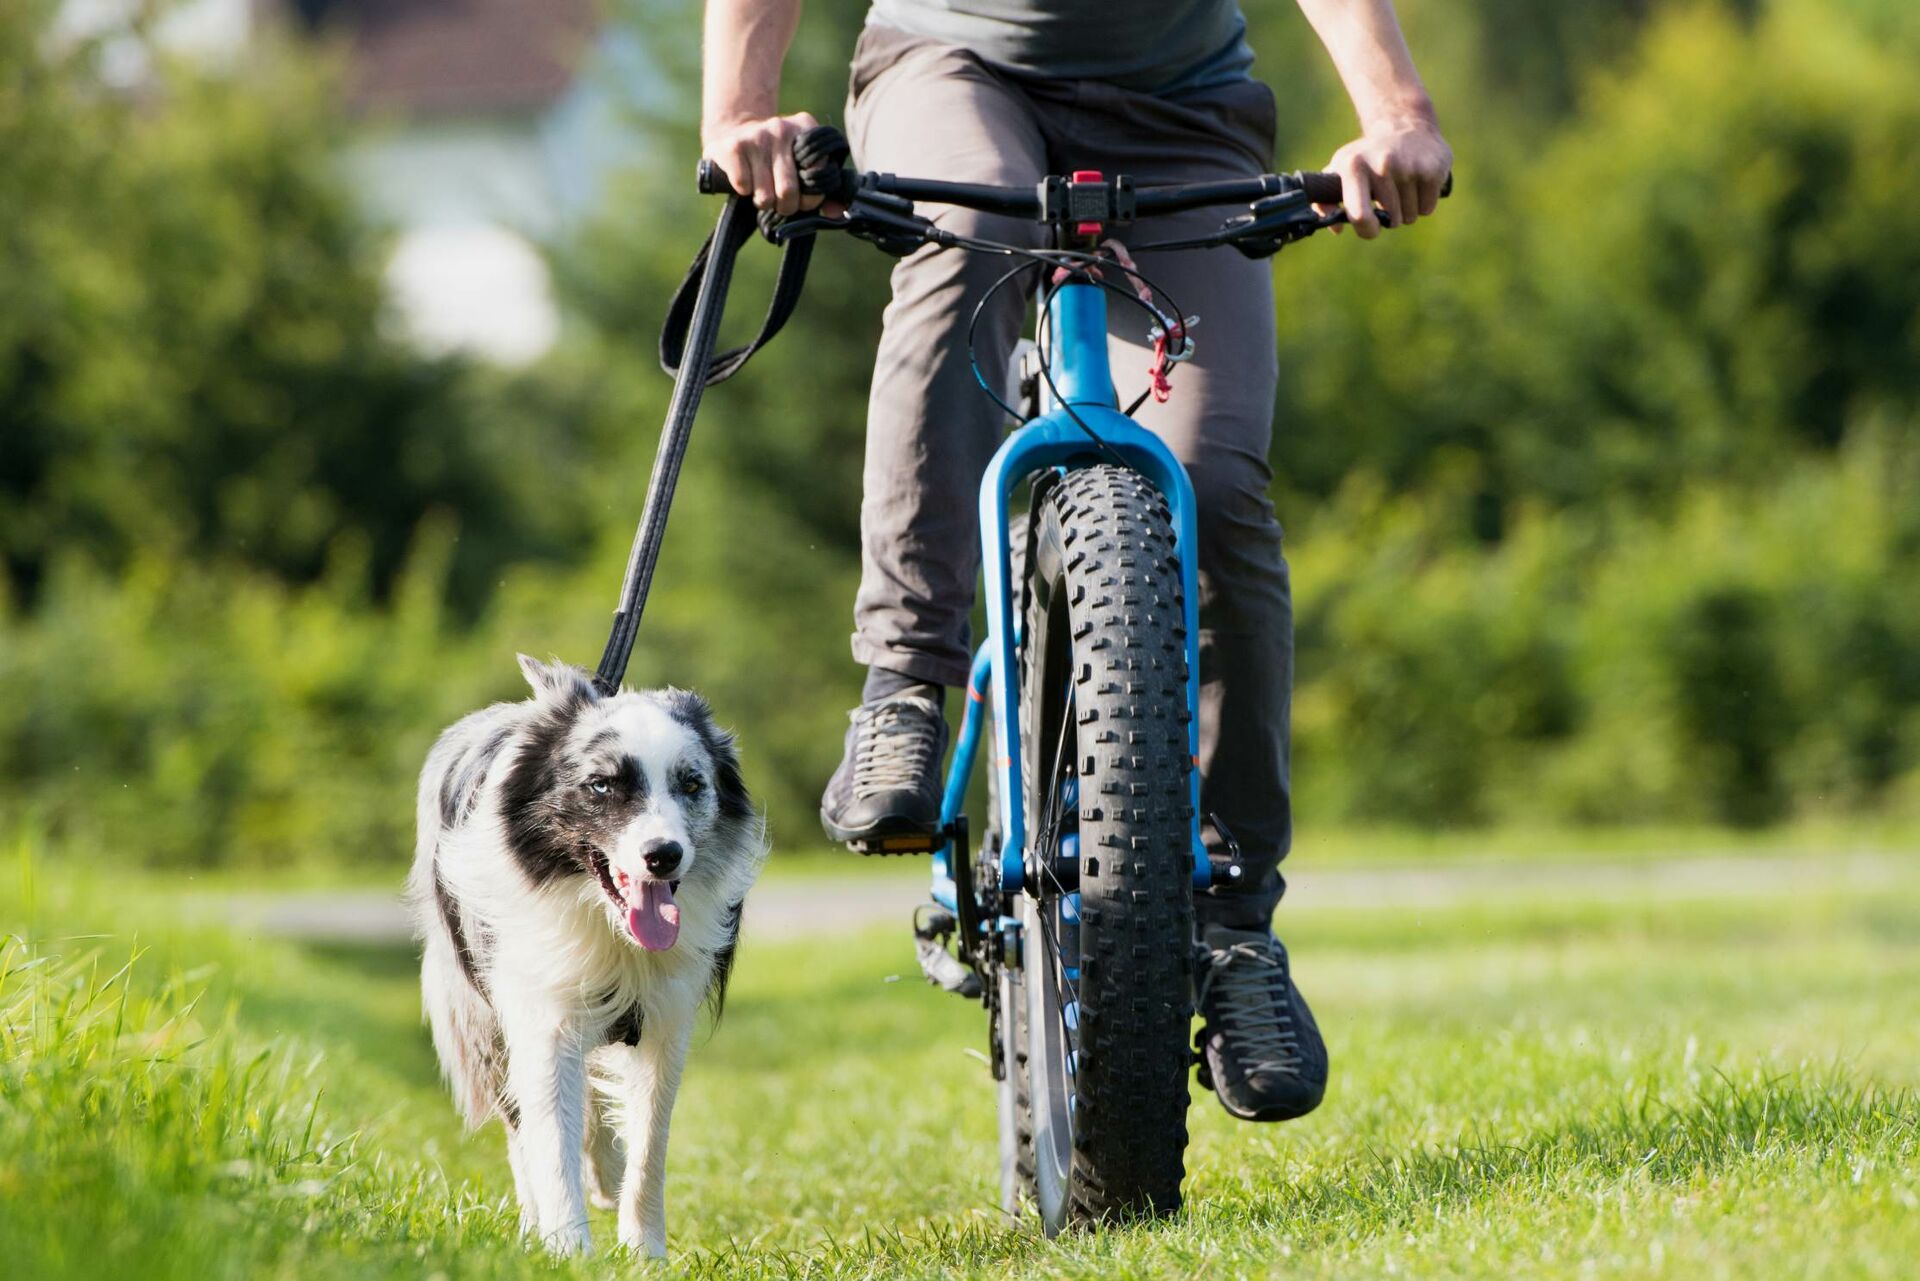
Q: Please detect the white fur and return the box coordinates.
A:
[408,659,766,1259]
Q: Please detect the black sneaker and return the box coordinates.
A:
[1194,924,1329,1122]
[819,691,948,848]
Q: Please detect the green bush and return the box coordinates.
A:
[0,463,856,870]
[1268,0,1920,514]
[1292,429,1920,828]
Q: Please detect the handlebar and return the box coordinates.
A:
[696,159,1363,222]
[695,125,1449,260]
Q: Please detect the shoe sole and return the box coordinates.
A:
[1196,1035,1325,1123]
[1210,1088,1324,1124]
[819,808,942,852]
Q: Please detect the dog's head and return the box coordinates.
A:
[500,655,758,951]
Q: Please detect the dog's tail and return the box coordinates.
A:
[419,930,509,1129]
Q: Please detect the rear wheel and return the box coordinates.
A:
[1007,464,1194,1232]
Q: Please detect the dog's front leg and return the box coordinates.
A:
[498,998,592,1255]
[613,1013,692,1259]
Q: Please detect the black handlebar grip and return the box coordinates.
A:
[697,127,857,202]
[1299,170,1345,206]
[1297,169,1455,206]
[696,158,737,196]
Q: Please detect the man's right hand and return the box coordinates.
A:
[703,112,826,216]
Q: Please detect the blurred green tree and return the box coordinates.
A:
[0,2,585,608]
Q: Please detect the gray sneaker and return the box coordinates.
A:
[1195,924,1329,1122]
[819,692,948,849]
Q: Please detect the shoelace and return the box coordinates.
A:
[1198,938,1301,1072]
[848,695,941,801]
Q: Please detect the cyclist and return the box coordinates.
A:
[701,0,1451,1123]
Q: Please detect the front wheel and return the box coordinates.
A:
[1005,464,1195,1232]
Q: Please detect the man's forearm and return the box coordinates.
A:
[700,0,819,212]
[1293,0,1450,235]
[702,0,805,144]
[1294,0,1437,130]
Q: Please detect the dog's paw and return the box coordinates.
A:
[539,1218,593,1257]
[618,1226,668,1261]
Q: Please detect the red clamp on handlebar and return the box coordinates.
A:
[1071,170,1104,238]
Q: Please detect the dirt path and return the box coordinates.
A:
[203,848,1906,947]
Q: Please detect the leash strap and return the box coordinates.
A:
[595,195,813,695]
[658,208,816,387]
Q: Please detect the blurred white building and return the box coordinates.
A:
[63,0,641,365]
[289,0,642,364]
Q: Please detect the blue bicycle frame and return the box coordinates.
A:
[927,277,1212,915]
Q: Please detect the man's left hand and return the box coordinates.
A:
[1321,117,1453,239]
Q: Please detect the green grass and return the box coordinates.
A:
[2,838,1917,1278]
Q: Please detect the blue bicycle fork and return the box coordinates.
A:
[928,278,1211,920]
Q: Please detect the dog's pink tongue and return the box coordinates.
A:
[627,880,681,951]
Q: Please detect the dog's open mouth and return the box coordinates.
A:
[587,849,681,952]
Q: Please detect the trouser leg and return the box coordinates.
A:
[845,33,1048,689]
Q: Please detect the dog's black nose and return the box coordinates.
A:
[642,840,684,877]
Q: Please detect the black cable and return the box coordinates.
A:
[947,234,1191,339]
[966,259,1045,424]
[941,231,1195,460]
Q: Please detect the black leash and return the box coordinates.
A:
[591,127,851,695]
[592,193,816,696]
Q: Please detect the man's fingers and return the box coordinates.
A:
[1339,158,1379,239]
[770,132,802,216]
[749,135,778,210]
[1371,167,1404,231]
[1417,173,1443,217]
[715,141,755,199]
[1395,174,1421,227]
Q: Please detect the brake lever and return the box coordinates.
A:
[766,211,848,241]
[1218,191,1331,259]
[767,191,945,258]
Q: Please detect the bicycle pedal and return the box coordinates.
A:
[912,903,982,998]
[847,832,942,855]
[915,934,983,997]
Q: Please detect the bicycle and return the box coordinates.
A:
[682,128,1443,1235]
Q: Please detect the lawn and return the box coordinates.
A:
[2,837,1916,1279]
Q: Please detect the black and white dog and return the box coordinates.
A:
[408,655,766,1257]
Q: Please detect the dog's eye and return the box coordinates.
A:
[586,778,611,796]
[678,775,704,797]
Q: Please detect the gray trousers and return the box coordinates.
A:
[845,26,1293,927]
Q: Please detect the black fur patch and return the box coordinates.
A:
[434,866,488,995]
[439,725,512,828]
[604,1004,644,1047]
[500,688,599,887]
[609,753,648,804]
[661,690,755,824]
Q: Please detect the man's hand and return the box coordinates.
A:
[1323,115,1453,238]
[1294,0,1452,239]
[703,112,826,216]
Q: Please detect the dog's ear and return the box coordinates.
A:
[517,653,596,704]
